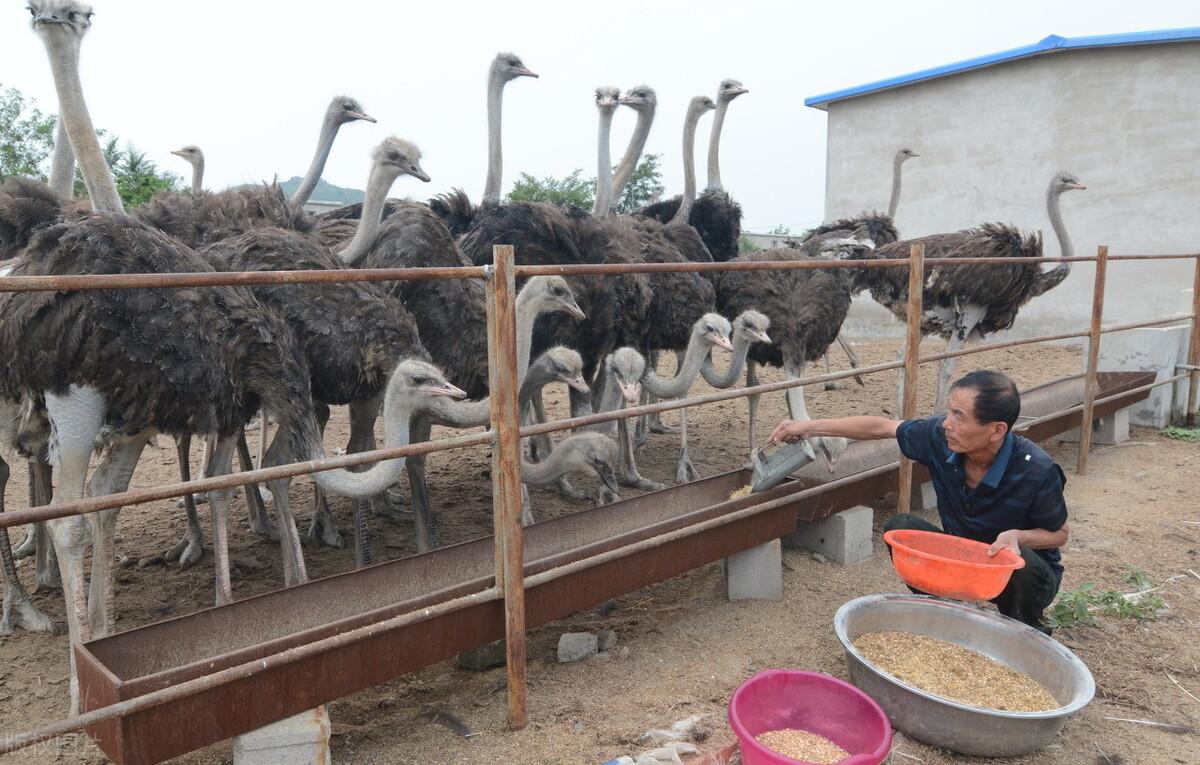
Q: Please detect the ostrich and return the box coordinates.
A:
[521,433,619,523]
[700,310,772,388]
[855,171,1085,413]
[713,247,859,457]
[13,2,455,708]
[638,79,747,262]
[136,96,373,248]
[802,147,918,389]
[609,85,656,211]
[591,86,621,217]
[171,145,204,195]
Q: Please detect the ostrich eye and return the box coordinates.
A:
[387,152,398,161]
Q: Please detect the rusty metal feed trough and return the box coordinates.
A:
[72,372,1154,764]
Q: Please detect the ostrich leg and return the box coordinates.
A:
[260,428,309,588]
[306,403,344,549]
[674,406,700,484]
[406,415,439,553]
[932,306,986,414]
[348,396,410,524]
[164,434,205,568]
[821,351,842,390]
[85,433,151,637]
[203,436,240,605]
[237,431,278,539]
[837,335,866,386]
[616,414,665,492]
[647,352,682,434]
[254,413,273,504]
[28,451,61,592]
[746,361,761,454]
[44,385,106,714]
[0,455,59,635]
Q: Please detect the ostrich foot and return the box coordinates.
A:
[598,487,620,505]
[675,453,700,485]
[164,528,204,569]
[556,477,590,502]
[647,412,680,435]
[1,582,62,635]
[620,474,665,492]
[369,491,413,523]
[175,493,208,508]
[248,509,280,541]
[306,509,344,549]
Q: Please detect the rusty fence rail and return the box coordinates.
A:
[1,243,1198,752]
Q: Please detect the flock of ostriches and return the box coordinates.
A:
[0,1,1085,712]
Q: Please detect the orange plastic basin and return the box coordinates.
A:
[883,529,1025,601]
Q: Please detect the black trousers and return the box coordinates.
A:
[883,513,1061,634]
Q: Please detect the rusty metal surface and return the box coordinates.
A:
[64,371,1161,764]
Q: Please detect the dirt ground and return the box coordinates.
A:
[1,339,1198,765]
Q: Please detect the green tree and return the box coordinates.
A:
[507,168,595,209]
[738,234,761,253]
[614,153,665,214]
[0,83,56,180]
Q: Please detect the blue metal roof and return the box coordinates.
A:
[805,27,1200,110]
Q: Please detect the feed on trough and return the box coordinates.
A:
[728,484,753,500]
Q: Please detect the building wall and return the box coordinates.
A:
[823,43,1200,340]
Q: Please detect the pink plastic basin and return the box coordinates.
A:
[729,670,892,765]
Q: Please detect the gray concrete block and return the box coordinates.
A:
[907,481,937,512]
[597,629,618,652]
[233,707,330,765]
[557,632,598,663]
[1060,406,1130,445]
[783,506,873,566]
[1089,326,1189,427]
[726,539,783,601]
[457,640,506,671]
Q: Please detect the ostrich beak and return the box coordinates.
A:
[750,329,771,344]
[708,332,734,352]
[732,87,750,96]
[408,163,431,183]
[567,374,590,393]
[595,463,619,494]
[420,382,467,399]
[515,67,539,78]
[347,111,377,123]
[619,381,641,404]
[1067,182,1086,190]
[170,150,186,158]
[563,300,586,320]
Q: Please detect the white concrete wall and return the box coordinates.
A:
[823,43,1200,342]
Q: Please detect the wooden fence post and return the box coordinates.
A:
[485,244,528,730]
[897,243,924,514]
[1077,245,1109,475]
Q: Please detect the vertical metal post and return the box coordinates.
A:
[897,243,925,514]
[484,244,528,730]
[1077,245,1109,475]
[1187,254,1200,427]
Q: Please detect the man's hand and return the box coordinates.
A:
[988,529,1023,557]
[768,419,811,445]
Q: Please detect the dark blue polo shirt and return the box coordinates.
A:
[896,416,1068,581]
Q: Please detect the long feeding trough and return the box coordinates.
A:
[75,371,1154,764]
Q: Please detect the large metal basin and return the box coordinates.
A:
[834,594,1094,757]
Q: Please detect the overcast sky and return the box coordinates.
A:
[1,1,1194,232]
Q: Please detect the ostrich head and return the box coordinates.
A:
[732,310,771,345]
[896,147,919,162]
[373,137,430,183]
[717,79,749,102]
[491,52,538,82]
[595,86,621,112]
[520,276,586,320]
[328,96,375,125]
[538,347,589,393]
[171,145,203,167]
[390,360,468,417]
[695,313,734,352]
[27,0,92,35]
[619,85,657,113]
[1052,172,1086,193]
[694,96,717,115]
[606,347,646,404]
[555,434,619,494]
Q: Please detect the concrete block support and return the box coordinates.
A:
[907,481,937,513]
[1086,326,1188,427]
[233,707,331,765]
[1060,407,1130,445]
[783,506,874,566]
[726,539,783,601]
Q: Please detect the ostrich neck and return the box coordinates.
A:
[887,156,906,219]
[519,444,579,486]
[483,73,506,205]
[671,105,704,225]
[40,30,123,213]
[644,334,709,397]
[592,107,615,217]
[289,114,341,211]
[611,105,655,209]
[48,117,75,199]
[189,158,205,195]
[700,334,752,388]
[593,372,624,418]
[310,391,414,498]
[1047,185,1072,259]
[705,99,730,192]
[337,163,397,264]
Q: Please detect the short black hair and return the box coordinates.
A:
[950,370,1020,433]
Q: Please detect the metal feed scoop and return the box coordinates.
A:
[750,438,819,493]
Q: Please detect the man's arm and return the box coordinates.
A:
[769,416,902,445]
[988,524,1070,556]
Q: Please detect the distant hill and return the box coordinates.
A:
[275,176,364,204]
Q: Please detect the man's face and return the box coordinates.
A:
[943,387,1008,454]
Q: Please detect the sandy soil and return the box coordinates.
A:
[1,340,1197,765]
